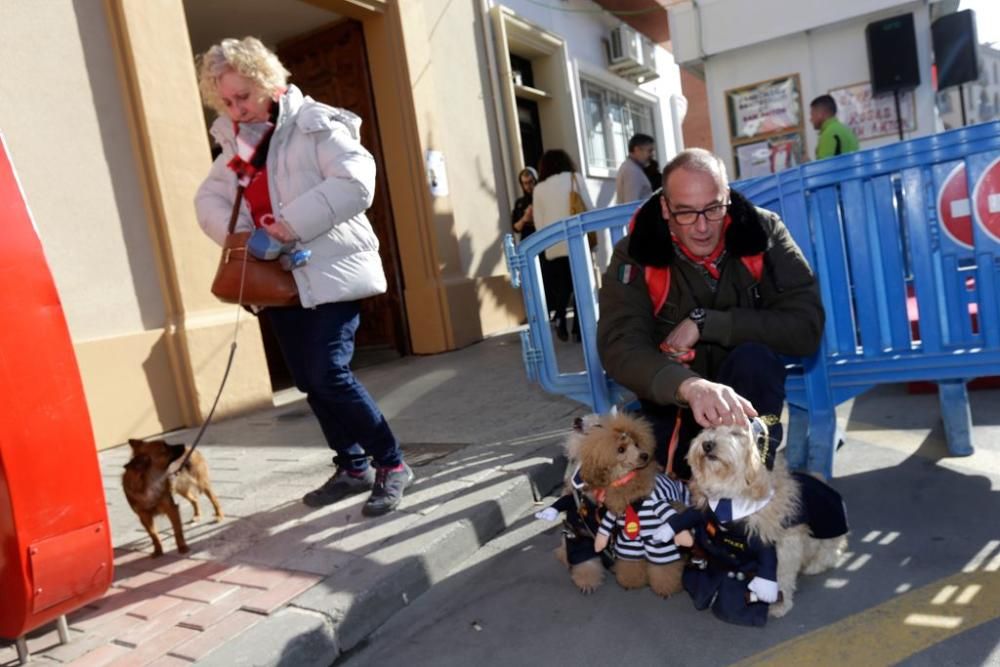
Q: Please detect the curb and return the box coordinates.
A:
[198,440,567,666]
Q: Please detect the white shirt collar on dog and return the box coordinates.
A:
[709,490,774,522]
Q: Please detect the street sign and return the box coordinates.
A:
[973,156,1000,244]
[937,163,974,249]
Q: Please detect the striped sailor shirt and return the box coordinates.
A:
[597,474,689,564]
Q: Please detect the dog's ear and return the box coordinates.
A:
[579,443,611,489]
[124,454,150,472]
[743,432,771,499]
[167,444,187,463]
[128,438,144,452]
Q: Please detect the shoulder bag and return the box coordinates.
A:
[210,186,300,307]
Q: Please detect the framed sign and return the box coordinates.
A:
[828,82,917,141]
[734,132,805,179]
[726,74,803,141]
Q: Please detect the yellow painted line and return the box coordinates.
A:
[735,569,1000,667]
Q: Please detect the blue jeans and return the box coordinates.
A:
[262,301,402,472]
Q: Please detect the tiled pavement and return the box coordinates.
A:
[0,334,585,666]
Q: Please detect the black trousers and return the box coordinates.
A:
[640,342,787,480]
[545,257,580,334]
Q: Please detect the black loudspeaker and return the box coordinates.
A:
[932,9,979,89]
[866,13,921,94]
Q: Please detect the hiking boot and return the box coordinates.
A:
[362,463,415,517]
[303,467,375,508]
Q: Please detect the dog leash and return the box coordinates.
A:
[170,189,249,476]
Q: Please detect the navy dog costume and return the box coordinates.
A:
[664,422,848,627]
[545,468,615,569]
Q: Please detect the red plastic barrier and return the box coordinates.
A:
[0,134,113,639]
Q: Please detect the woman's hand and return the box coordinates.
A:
[264,217,299,243]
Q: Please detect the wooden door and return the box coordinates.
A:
[278,20,408,358]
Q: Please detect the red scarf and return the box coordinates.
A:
[671,215,732,279]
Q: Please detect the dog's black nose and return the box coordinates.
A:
[702,440,714,454]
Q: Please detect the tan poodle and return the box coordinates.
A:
[572,413,689,597]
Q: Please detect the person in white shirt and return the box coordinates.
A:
[616,133,655,205]
[532,149,594,342]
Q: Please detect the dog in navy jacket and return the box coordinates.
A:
[653,419,848,625]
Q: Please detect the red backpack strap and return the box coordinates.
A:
[645,266,671,315]
[740,253,764,282]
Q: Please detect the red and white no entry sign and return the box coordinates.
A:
[973,156,1000,244]
[937,163,974,249]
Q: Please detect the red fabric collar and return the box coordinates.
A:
[592,469,639,505]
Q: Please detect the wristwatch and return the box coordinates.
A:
[689,307,707,333]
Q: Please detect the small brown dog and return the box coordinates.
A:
[122,439,224,557]
[579,413,689,597]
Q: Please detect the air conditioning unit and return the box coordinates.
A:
[607,25,659,83]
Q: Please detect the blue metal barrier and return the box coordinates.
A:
[505,121,1000,478]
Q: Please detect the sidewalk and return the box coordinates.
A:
[0,333,587,667]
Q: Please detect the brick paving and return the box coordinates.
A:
[0,335,582,666]
[8,551,322,666]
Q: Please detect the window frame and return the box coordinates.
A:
[575,63,661,180]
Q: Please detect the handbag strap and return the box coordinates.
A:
[227,185,247,234]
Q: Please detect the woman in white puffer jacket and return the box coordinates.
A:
[194,37,412,517]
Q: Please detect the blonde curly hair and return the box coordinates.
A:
[196,37,290,115]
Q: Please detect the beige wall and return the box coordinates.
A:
[0,2,163,339]
[0,1,188,448]
[390,0,524,348]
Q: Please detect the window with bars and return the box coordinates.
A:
[580,79,655,173]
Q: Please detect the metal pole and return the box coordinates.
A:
[894,90,904,141]
[56,614,71,644]
[959,85,968,126]
[15,636,29,665]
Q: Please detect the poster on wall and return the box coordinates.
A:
[726,75,803,140]
[828,82,917,141]
[734,132,805,179]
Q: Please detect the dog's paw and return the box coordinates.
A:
[571,561,605,594]
[213,514,225,524]
[177,544,190,555]
[188,516,201,525]
[768,598,794,618]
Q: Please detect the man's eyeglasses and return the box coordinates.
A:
[665,200,729,226]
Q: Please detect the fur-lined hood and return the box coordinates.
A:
[626,189,770,267]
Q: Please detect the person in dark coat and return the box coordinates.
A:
[597,148,824,478]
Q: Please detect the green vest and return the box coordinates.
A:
[816,117,860,159]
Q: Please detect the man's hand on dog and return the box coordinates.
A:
[678,378,757,428]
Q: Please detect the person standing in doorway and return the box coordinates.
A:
[194,37,413,516]
[616,133,656,204]
[532,149,594,342]
[810,95,859,160]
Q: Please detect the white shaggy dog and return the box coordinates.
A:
[684,421,848,618]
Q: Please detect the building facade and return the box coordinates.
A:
[667,0,948,179]
[0,0,682,449]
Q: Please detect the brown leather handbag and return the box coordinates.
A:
[210,186,300,307]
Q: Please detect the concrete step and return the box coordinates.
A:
[195,436,568,666]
